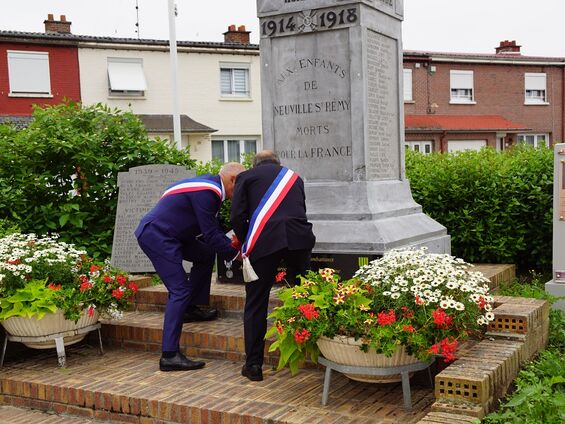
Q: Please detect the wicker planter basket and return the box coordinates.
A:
[1,310,99,349]
[316,335,420,383]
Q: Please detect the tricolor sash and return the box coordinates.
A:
[160,177,223,200]
[241,167,298,282]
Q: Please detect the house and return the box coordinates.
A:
[403,40,565,153]
[0,15,80,124]
[0,16,262,163]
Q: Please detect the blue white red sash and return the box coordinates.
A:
[160,177,223,200]
[241,167,298,259]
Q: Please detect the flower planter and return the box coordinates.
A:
[316,335,420,383]
[0,310,99,349]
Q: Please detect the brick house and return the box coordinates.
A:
[0,15,80,126]
[403,40,565,153]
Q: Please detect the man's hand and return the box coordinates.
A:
[231,234,242,250]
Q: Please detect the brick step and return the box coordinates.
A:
[100,311,281,365]
[133,281,283,319]
[0,345,434,423]
[0,405,110,423]
[132,263,516,315]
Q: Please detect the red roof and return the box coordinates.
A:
[405,115,530,132]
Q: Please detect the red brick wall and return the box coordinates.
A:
[0,43,80,115]
[404,60,565,144]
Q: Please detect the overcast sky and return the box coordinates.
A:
[0,0,564,57]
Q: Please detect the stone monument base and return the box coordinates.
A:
[306,180,451,255]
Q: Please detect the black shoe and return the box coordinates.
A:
[241,364,263,381]
[183,306,218,323]
[159,352,205,371]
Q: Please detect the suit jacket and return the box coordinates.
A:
[134,174,236,262]
[230,161,316,262]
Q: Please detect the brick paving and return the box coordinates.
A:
[0,345,434,423]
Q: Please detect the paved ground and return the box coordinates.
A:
[0,345,435,423]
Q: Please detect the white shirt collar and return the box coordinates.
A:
[219,177,226,201]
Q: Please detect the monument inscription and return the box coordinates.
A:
[111,165,195,273]
[270,27,353,180]
[366,30,400,180]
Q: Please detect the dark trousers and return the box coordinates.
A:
[244,248,311,366]
[137,226,214,353]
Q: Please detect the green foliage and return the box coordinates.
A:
[0,279,58,320]
[0,102,195,259]
[405,146,553,272]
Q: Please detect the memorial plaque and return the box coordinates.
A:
[111,165,195,273]
[258,0,450,257]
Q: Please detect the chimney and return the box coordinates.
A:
[495,40,521,55]
[223,24,250,45]
[44,14,72,34]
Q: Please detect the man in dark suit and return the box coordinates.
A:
[231,150,315,381]
[135,162,245,371]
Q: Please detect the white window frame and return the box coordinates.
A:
[219,62,250,98]
[517,133,549,148]
[405,141,433,154]
[7,50,52,97]
[212,138,258,163]
[403,69,413,102]
[450,70,475,104]
[524,73,548,105]
[107,57,147,98]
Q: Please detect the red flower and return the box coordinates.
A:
[79,274,89,284]
[478,296,487,309]
[402,325,415,333]
[276,321,284,334]
[432,308,454,329]
[275,271,287,283]
[90,264,101,273]
[48,283,61,291]
[80,282,92,292]
[87,306,95,317]
[112,288,124,299]
[6,259,21,265]
[128,282,139,293]
[116,275,127,286]
[103,275,113,283]
[298,303,320,320]
[377,309,396,326]
[294,328,311,344]
[427,337,459,362]
[415,296,424,305]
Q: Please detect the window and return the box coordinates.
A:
[403,69,413,102]
[405,141,432,154]
[525,73,547,104]
[518,133,548,148]
[220,63,250,97]
[450,70,474,103]
[212,139,257,162]
[7,51,51,95]
[107,58,147,96]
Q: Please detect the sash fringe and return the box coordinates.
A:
[242,257,259,283]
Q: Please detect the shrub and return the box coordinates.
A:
[0,102,195,259]
[405,146,553,272]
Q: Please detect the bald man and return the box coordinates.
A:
[135,162,245,371]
